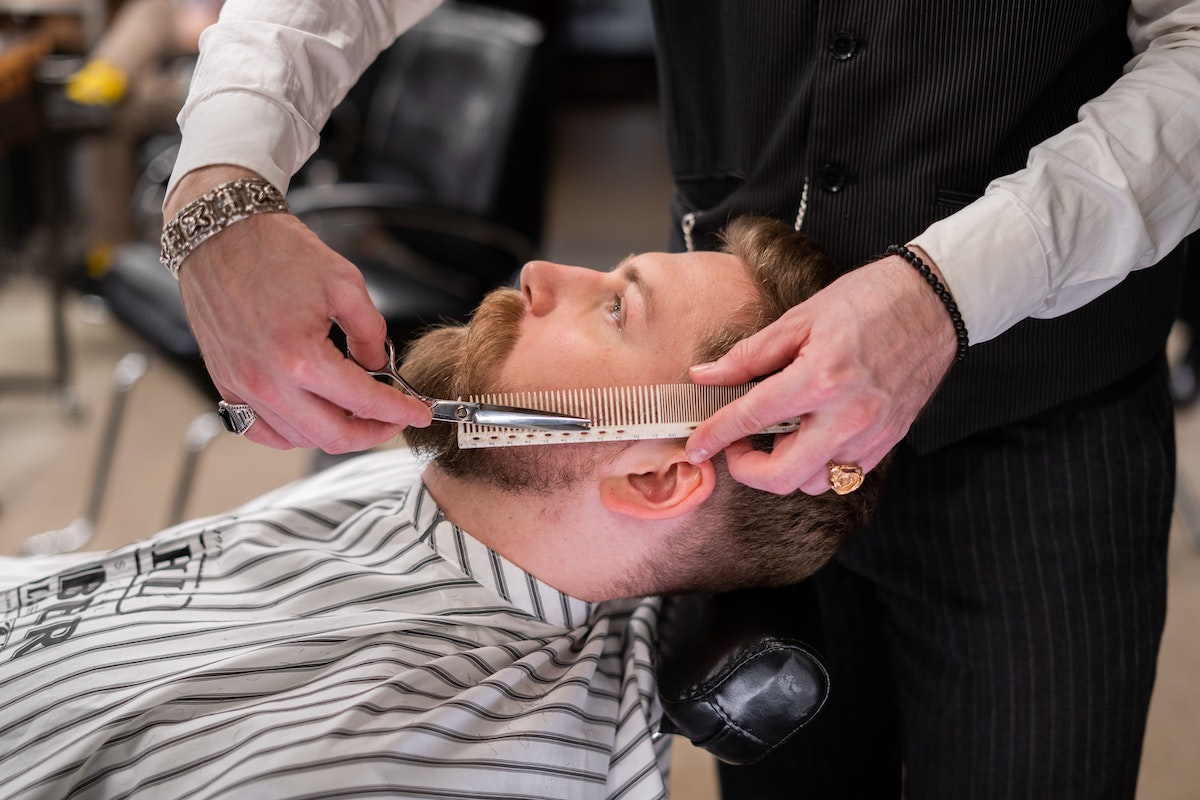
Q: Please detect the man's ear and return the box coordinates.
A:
[599,441,717,520]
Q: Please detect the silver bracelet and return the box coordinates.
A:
[159,177,290,278]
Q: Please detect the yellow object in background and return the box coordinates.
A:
[85,242,115,278]
[65,59,128,106]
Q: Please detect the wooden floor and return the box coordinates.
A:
[2,99,1197,799]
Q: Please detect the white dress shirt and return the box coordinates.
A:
[170,0,1200,345]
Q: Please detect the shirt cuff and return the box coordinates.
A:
[910,191,1050,345]
[168,90,316,198]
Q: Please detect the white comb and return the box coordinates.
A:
[456,383,800,448]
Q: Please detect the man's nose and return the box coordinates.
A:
[520,260,597,316]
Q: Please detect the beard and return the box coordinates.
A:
[399,286,607,493]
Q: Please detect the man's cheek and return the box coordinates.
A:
[502,332,608,390]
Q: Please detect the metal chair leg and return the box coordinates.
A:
[22,352,148,556]
[1176,471,1200,553]
[165,412,222,527]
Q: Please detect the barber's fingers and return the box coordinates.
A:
[332,279,392,373]
[685,305,823,466]
[686,257,959,495]
[233,407,298,450]
[177,212,430,453]
[717,405,896,496]
[228,339,433,454]
[689,308,815,388]
[295,339,435,436]
[689,359,896,495]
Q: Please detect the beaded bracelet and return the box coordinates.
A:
[886,244,969,363]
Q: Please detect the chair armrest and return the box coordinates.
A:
[655,587,829,765]
[287,183,538,268]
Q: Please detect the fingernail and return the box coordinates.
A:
[686,447,709,464]
[689,362,716,377]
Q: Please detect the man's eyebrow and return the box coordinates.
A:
[618,259,654,328]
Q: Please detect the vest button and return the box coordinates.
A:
[828,31,860,60]
[817,162,853,193]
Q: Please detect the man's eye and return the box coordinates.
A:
[608,294,625,324]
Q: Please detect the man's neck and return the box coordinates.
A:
[420,464,654,602]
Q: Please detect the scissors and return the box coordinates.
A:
[356,338,592,431]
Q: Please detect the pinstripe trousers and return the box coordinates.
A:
[720,358,1174,799]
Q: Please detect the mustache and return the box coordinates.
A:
[399,283,609,491]
[398,285,527,458]
[400,286,525,397]
[459,286,527,396]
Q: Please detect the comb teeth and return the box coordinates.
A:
[477,384,752,426]
[457,383,801,449]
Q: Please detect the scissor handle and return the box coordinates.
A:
[357,338,433,405]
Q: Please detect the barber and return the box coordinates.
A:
[162,1,1200,797]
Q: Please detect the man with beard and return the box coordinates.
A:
[0,217,880,800]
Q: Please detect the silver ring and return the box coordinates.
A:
[217,401,257,435]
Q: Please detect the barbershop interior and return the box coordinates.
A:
[1,1,1198,797]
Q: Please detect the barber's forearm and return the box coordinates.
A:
[913,0,1200,345]
[167,0,444,200]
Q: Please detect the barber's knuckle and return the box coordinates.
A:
[765,475,798,495]
[731,460,792,496]
[328,266,370,301]
[363,314,388,341]
[320,436,357,456]
[348,393,392,424]
[726,337,756,363]
[279,350,323,387]
[840,401,880,436]
[237,369,276,403]
[806,370,841,406]
[728,403,771,437]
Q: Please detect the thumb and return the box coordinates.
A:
[329,275,390,371]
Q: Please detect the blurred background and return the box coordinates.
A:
[1,2,1197,797]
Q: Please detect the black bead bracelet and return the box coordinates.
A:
[886,244,969,363]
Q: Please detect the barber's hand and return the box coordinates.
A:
[685,251,959,495]
[167,167,432,452]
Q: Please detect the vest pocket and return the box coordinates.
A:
[935,188,983,213]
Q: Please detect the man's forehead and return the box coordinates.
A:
[611,249,743,274]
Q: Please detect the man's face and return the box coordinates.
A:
[500,249,758,390]
[401,249,758,486]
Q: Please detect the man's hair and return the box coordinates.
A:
[628,215,886,596]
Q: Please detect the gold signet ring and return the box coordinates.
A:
[828,462,865,495]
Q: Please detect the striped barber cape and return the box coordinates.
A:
[0,450,667,799]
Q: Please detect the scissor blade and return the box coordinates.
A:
[473,403,592,430]
[427,400,591,430]
[473,403,592,431]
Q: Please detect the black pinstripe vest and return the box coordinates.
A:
[650,0,1185,452]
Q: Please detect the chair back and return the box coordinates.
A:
[287,2,552,341]
[355,2,550,242]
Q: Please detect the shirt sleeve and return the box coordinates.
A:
[168,0,443,196]
[911,0,1200,345]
